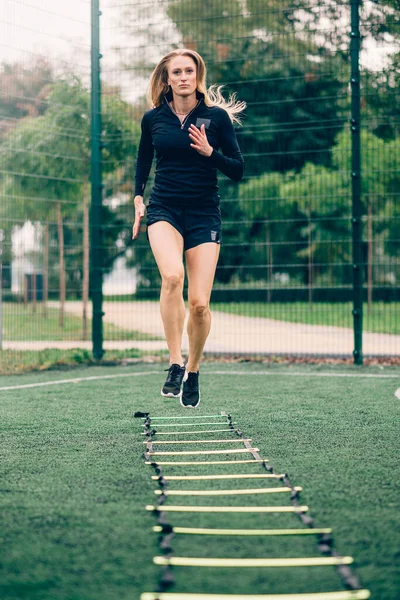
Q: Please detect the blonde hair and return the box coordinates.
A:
[147,49,246,126]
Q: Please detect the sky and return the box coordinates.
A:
[1,0,397,105]
[1,0,152,102]
[1,1,91,63]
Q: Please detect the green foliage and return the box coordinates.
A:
[0,57,53,126]
[362,65,400,141]
[166,0,346,176]
[0,75,141,295]
[237,129,399,286]
[124,0,353,293]
[0,76,140,210]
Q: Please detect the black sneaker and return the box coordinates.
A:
[180,371,201,408]
[161,364,185,398]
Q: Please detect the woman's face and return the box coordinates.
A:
[167,55,197,99]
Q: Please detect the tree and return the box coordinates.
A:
[109,0,399,293]
[240,129,400,295]
[114,0,350,290]
[238,172,285,299]
[0,57,57,295]
[0,75,140,333]
[121,0,347,176]
[0,57,54,134]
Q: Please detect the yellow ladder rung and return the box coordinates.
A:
[154,487,302,496]
[145,459,266,466]
[148,448,259,456]
[153,556,354,567]
[143,429,235,435]
[146,415,226,420]
[146,505,308,513]
[152,526,333,536]
[140,590,371,600]
[145,422,236,428]
[151,474,282,481]
[144,439,251,445]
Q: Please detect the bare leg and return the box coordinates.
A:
[185,242,220,372]
[148,221,185,366]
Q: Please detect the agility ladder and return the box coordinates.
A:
[134,410,370,600]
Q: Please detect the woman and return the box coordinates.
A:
[132,48,245,408]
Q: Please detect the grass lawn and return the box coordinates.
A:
[0,348,165,375]
[1,362,399,599]
[211,301,400,335]
[2,304,161,342]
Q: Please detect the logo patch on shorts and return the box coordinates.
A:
[211,230,218,241]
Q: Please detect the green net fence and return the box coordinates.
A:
[0,0,399,368]
[0,0,93,361]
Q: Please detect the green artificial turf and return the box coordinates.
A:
[211,301,400,335]
[1,362,399,599]
[2,304,161,342]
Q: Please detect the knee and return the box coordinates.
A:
[189,299,209,319]
[162,272,184,293]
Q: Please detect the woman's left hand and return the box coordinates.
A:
[188,124,213,157]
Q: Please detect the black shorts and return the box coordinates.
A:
[146,203,222,251]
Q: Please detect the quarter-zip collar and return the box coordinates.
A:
[164,90,204,130]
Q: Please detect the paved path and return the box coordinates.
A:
[4,301,399,356]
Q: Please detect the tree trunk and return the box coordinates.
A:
[367,200,373,313]
[24,274,28,306]
[57,203,65,328]
[43,217,49,318]
[82,184,89,340]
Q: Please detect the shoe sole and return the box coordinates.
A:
[180,393,201,409]
[161,389,182,398]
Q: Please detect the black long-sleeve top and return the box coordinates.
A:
[134,90,244,207]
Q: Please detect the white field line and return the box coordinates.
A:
[0,369,399,392]
[395,387,400,399]
[0,371,160,391]
[212,370,400,379]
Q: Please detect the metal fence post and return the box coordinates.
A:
[350,0,363,365]
[90,0,104,359]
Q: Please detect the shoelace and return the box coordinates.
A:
[164,364,183,384]
[185,372,198,392]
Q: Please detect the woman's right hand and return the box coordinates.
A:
[132,195,146,240]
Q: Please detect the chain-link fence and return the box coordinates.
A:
[0,0,399,368]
